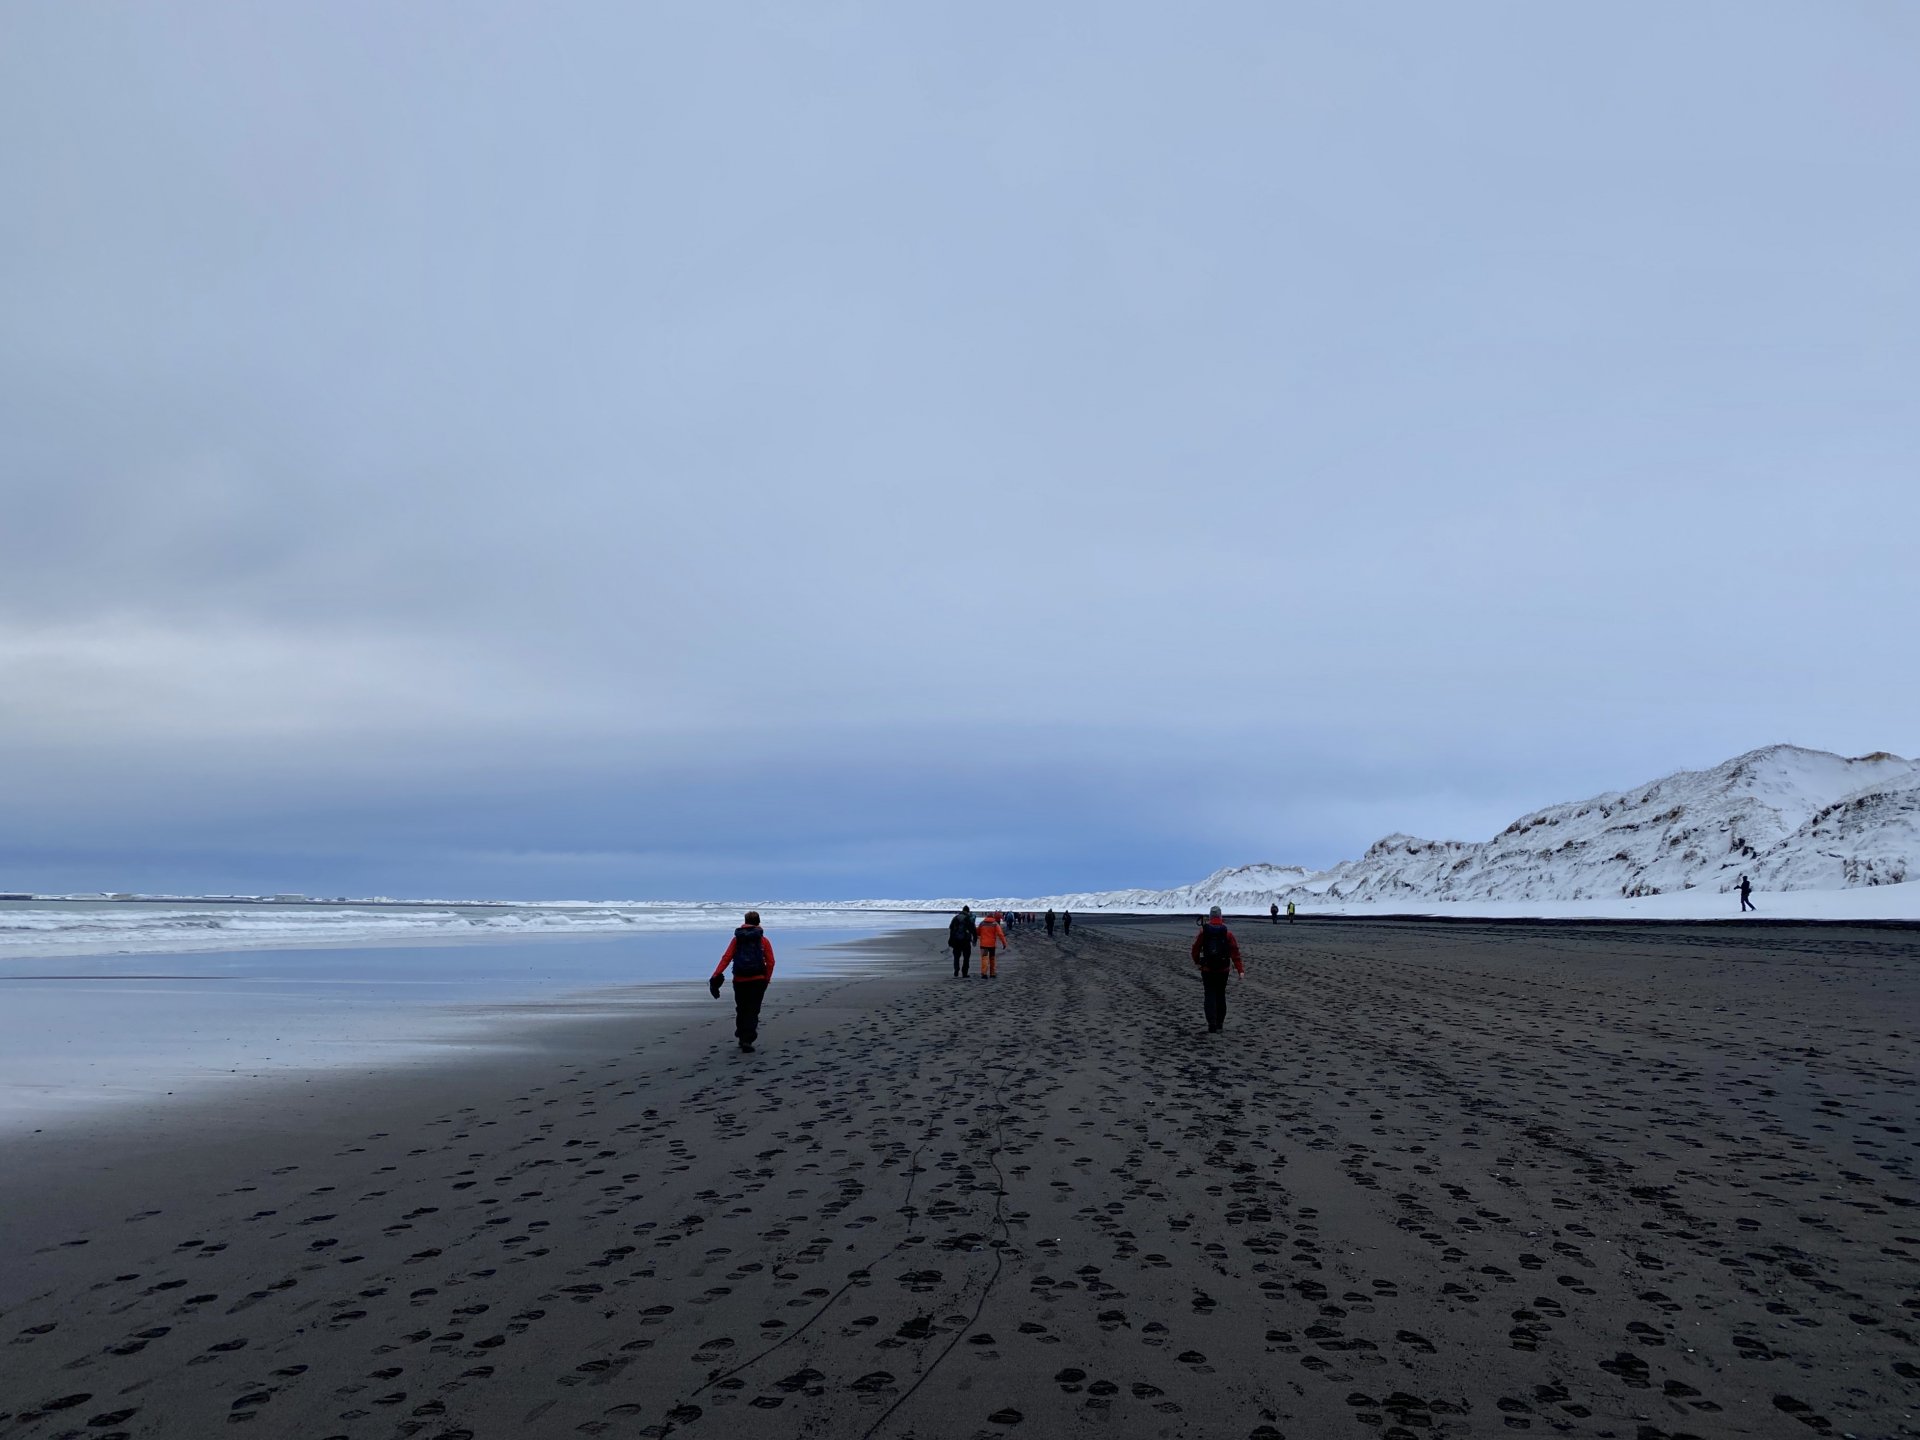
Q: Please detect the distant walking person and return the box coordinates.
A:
[1270,902,1279,925]
[1062,910,1072,936]
[1190,905,1244,1034]
[1738,875,1756,913]
[977,912,1007,978]
[1045,908,1056,937]
[1287,900,1297,924]
[948,905,977,977]
[710,910,775,1053]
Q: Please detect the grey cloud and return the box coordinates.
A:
[2,3,1915,895]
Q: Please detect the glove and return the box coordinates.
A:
[709,974,724,999]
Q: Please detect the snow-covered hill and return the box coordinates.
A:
[840,746,1920,914]
[1750,767,1920,891]
[1288,745,1918,904]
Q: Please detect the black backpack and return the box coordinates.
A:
[731,926,769,980]
[948,914,973,945]
[1199,924,1233,969]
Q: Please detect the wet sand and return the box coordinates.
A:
[3,919,1917,1439]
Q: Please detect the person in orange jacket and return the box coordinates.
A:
[710,910,775,1052]
[976,911,1008,979]
[1190,905,1244,1033]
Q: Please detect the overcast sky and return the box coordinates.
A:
[3,3,1916,899]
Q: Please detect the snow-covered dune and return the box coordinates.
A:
[836,746,1920,918]
[1750,768,1920,891]
[1298,745,1917,904]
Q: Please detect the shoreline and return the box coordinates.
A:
[0,923,935,1144]
[1,928,944,1272]
[0,924,921,1140]
[4,918,1915,1438]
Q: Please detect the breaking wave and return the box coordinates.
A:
[0,902,905,959]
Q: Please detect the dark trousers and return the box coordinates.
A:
[1201,970,1229,1031]
[1740,893,1755,912]
[951,943,971,976]
[733,980,767,1045]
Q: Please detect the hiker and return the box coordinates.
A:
[948,905,977,977]
[1287,900,1297,923]
[1190,904,1244,1033]
[1045,907,1056,937]
[1062,909,1071,936]
[977,911,1007,979]
[1738,875,1756,913]
[1270,901,1279,925]
[710,910,775,1053]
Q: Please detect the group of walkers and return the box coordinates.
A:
[710,875,1766,1056]
[943,904,1072,977]
[709,899,1276,1055]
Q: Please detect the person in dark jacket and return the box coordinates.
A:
[1045,908,1056,937]
[710,910,776,1052]
[1062,909,1072,936]
[948,905,977,977]
[1190,905,1244,1033]
[1738,875,1756,913]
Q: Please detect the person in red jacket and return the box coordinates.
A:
[710,910,776,1052]
[976,912,1007,978]
[1190,905,1244,1033]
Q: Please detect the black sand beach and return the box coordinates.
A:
[3,919,1917,1439]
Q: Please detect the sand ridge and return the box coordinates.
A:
[2,919,1917,1438]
